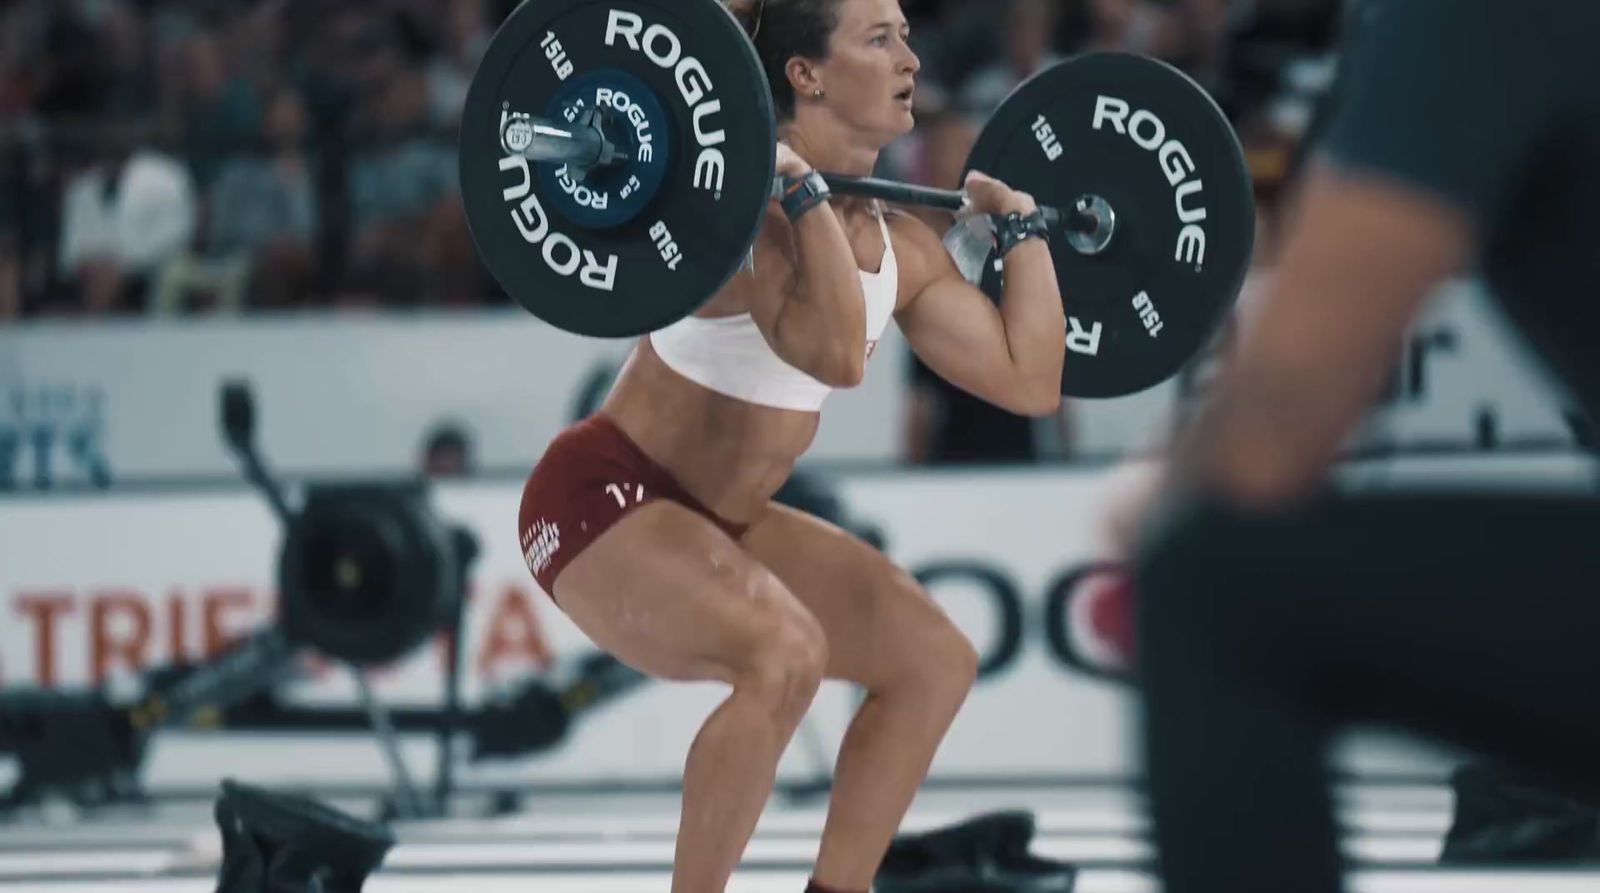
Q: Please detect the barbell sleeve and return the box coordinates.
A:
[504,116,620,169]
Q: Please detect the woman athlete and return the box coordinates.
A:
[517,1,1066,890]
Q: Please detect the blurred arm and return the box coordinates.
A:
[1161,0,1556,510]
[1165,165,1471,507]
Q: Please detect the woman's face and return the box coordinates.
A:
[813,0,921,139]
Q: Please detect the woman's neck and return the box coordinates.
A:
[780,119,884,218]
[780,118,880,179]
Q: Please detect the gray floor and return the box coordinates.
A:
[0,782,1592,892]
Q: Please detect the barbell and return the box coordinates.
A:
[458,0,1256,398]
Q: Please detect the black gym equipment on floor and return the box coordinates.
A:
[0,382,649,819]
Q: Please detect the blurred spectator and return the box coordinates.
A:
[912,0,1002,95]
[0,0,1345,323]
[0,235,19,323]
[903,352,1060,465]
[223,2,290,100]
[344,62,459,306]
[56,139,198,315]
[1,121,57,317]
[913,0,1089,98]
[353,65,447,175]
[0,3,34,119]
[170,31,263,191]
[422,422,475,479]
[1084,0,1231,79]
[956,0,1065,116]
[1086,0,1168,54]
[97,1,162,121]
[918,110,980,189]
[427,0,492,129]
[287,6,379,139]
[27,3,119,121]
[883,106,979,229]
[198,86,319,311]
[1,136,23,321]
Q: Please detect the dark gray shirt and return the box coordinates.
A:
[1321,0,1600,413]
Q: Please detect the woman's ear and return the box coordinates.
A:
[786,56,822,99]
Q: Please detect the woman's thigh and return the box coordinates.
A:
[741,502,967,690]
[554,500,821,684]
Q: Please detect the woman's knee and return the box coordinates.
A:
[881,578,981,700]
[921,614,980,702]
[733,589,829,724]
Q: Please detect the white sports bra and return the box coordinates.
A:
[649,208,899,411]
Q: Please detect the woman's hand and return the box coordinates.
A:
[775,142,813,179]
[1099,458,1170,560]
[964,170,1038,217]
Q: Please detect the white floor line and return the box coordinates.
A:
[0,830,1451,879]
[382,834,1442,869]
[0,851,176,877]
[5,867,1600,893]
[395,805,1455,839]
[0,805,1455,850]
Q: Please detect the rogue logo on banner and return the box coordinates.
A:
[914,560,1121,682]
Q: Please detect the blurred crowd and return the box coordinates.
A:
[1,0,504,319]
[0,0,1346,322]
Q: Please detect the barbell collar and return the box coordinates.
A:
[502,115,628,170]
[1067,194,1116,256]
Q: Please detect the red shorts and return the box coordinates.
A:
[517,414,750,597]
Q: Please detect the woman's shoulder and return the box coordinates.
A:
[883,207,959,272]
[883,206,944,252]
[882,206,969,301]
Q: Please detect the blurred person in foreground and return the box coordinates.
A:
[1104,2,1600,891]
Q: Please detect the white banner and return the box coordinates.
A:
[0,278,1581,492]
[4,456,1594,790]
[0,312,906,488]
[1348,280,1577,450]
[0,482,859,787]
